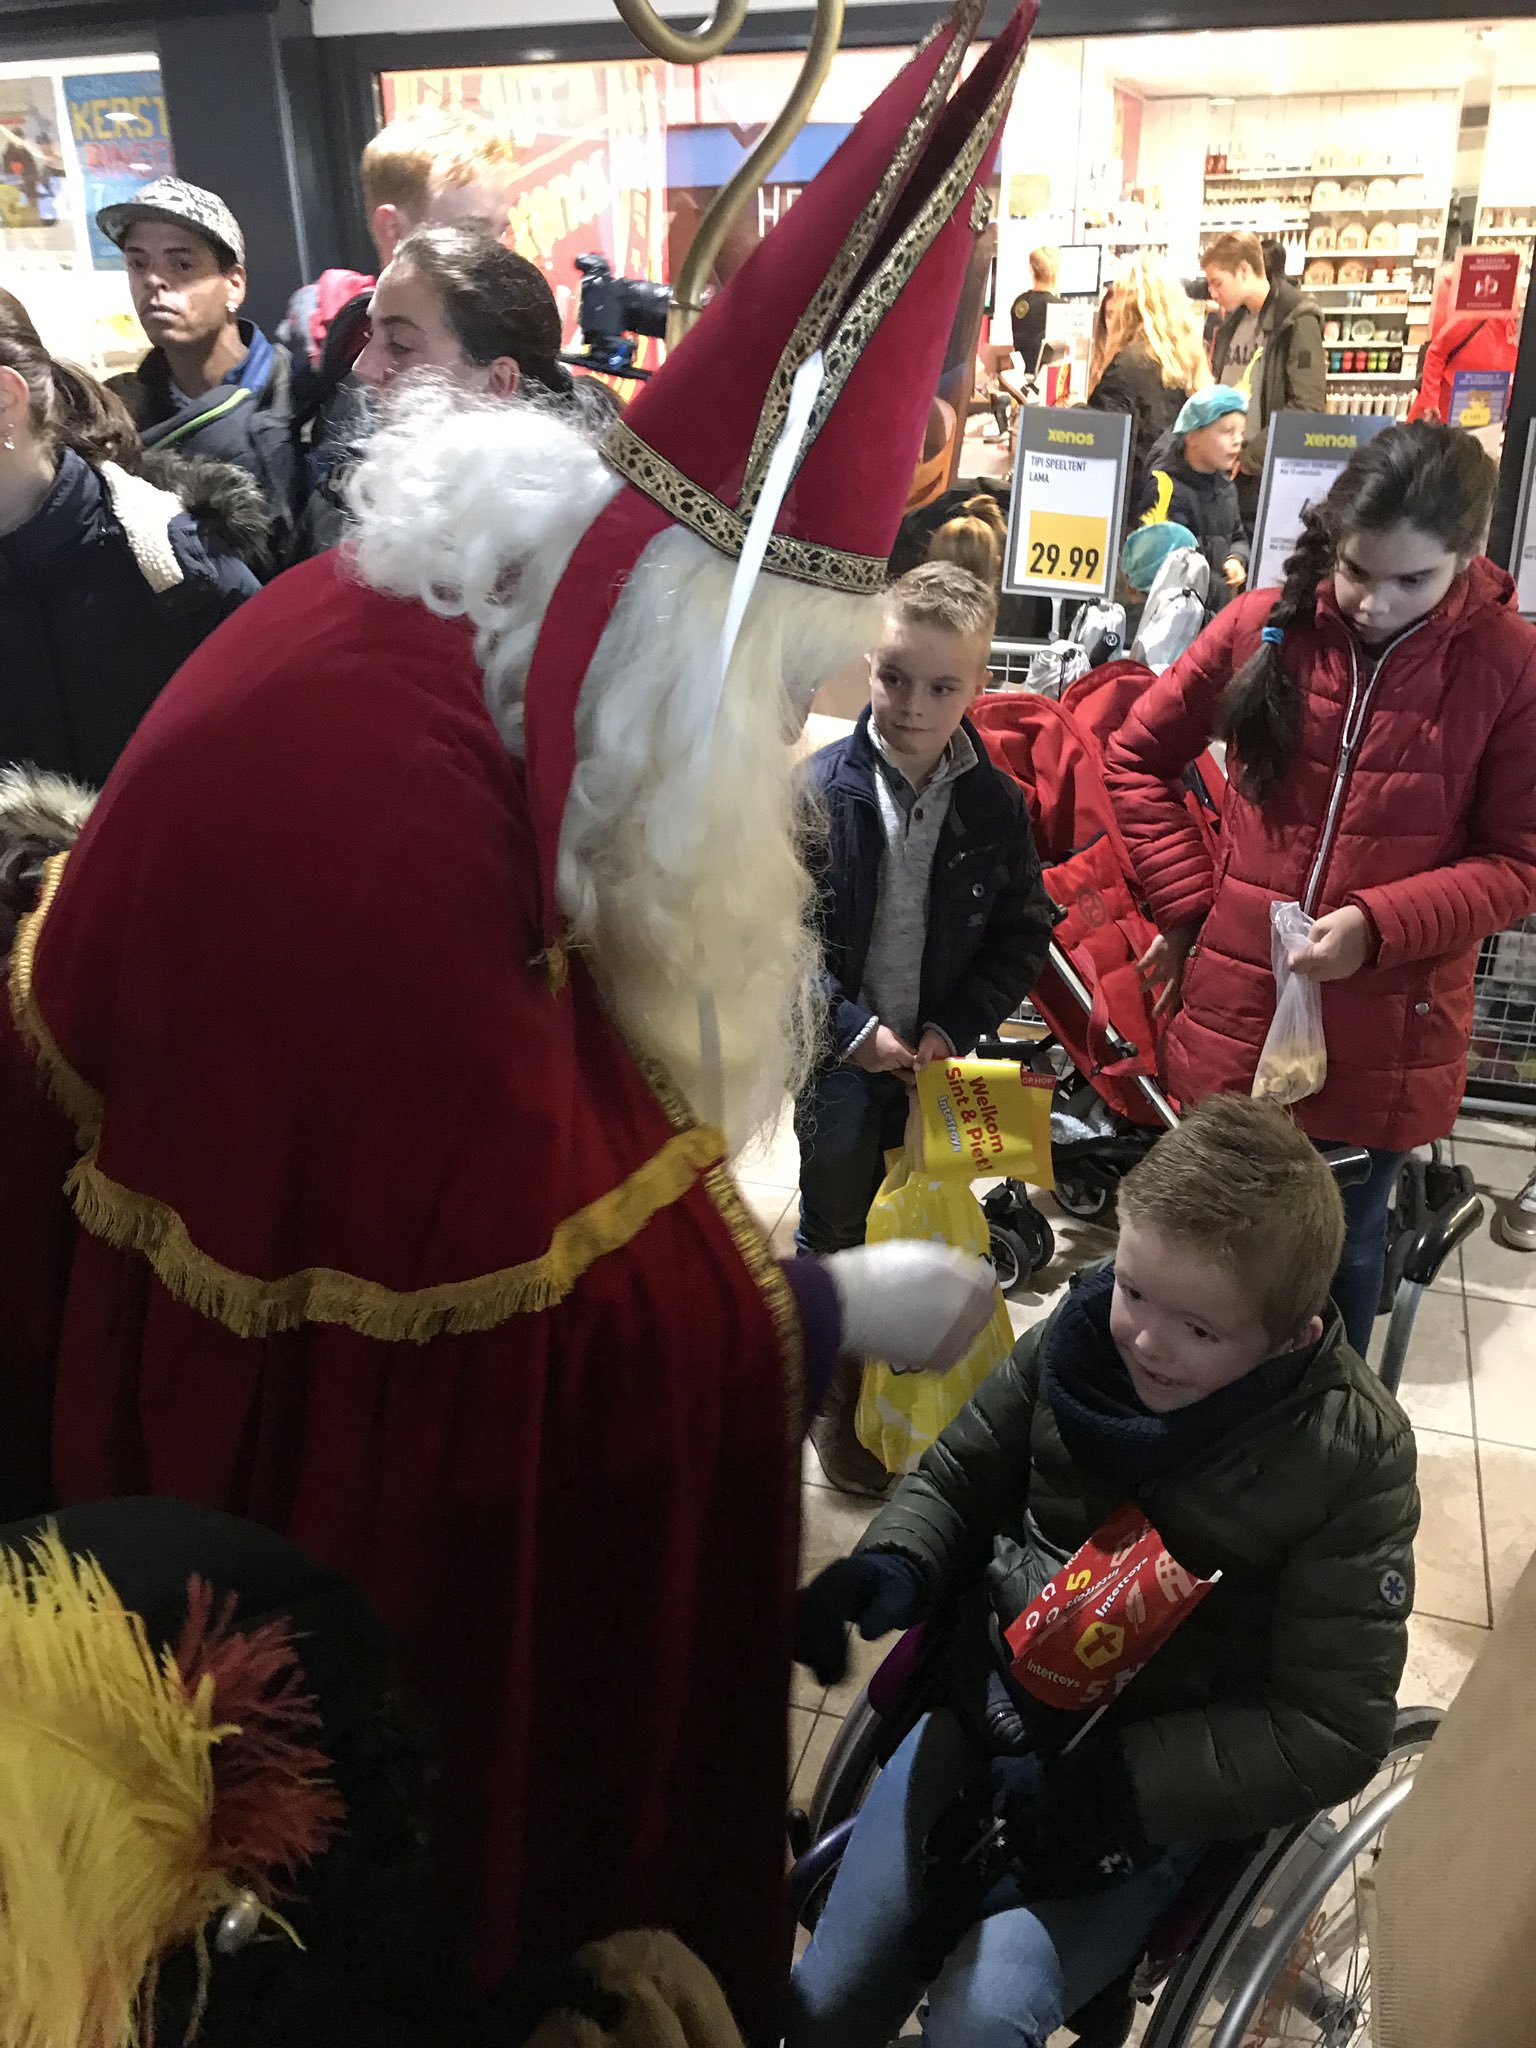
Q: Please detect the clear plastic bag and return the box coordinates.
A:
[1252,900,1327,1106]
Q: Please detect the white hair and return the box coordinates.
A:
[345,383,883,1147]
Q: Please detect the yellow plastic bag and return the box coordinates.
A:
[912,1059,1056,1188]
[854,1145,1016,1476]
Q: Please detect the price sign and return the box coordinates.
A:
[1251,412,1393,592]
[1024,511,1106,585]
[1003,405,1130,602]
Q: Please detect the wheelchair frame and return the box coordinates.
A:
[790,1653,1439,2048]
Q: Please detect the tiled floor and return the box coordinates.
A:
[739,1113,1536,1814]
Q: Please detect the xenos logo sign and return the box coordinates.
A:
[1047,428,1095,446]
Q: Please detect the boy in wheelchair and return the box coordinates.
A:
[789,1096,1418,2048]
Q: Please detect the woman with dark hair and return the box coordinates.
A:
[295,224,614,556]
[355,223,603,416]
[1106,422,1536,1350]
[0,300,264,788]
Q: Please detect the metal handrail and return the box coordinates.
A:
[613,0,846,345]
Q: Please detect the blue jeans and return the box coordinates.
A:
[1331,1146,1407,1358]
[788,1713,1204,2048]
[795,1064,912,1255]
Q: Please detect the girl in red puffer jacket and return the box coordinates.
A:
[1106,423,1536,1353]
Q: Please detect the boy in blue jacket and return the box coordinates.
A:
[800,562,1052,1490]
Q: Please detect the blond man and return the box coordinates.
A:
[282,108,519,379]
[285,107,523,553]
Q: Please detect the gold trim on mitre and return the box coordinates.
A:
[603,0,1023,597]
[601,420,889,594]
[738,0,985,507]
[796,33,1030,471]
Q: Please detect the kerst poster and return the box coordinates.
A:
[62,71,175,271]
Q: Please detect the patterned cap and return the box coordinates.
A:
[96,176,245,268]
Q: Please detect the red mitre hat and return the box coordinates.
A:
[524,0,1039,954]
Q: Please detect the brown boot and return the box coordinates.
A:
[808,1353,894,1499]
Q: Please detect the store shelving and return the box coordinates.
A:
[1202,156,1447,273]
[1204,165,1411,182]
[1306,244,1425,260]
[1326,368,1419,383]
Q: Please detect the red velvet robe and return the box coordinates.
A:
[0,555,804,2039]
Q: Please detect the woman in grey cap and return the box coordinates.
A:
[98,175,302,559]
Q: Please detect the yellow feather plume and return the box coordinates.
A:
[0,1529,262,2048]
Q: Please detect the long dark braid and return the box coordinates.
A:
[1216,507,1332,804]
[1217,420,1497,805]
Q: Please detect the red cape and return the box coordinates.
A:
[3,553,803,2037]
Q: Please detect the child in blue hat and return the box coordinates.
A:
[1132,386,1250,610]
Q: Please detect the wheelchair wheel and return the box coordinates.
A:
[792,1687,885,1932]
[1139,1707,1441,2048]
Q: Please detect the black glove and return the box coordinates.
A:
[983,1739,1150,1905]
[794,1551,928,1686]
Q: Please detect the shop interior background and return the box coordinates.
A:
[8,14,1536,426]
[370,17,1536,437]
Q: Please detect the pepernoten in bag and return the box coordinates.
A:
[856,1063,1052,1475]
[1252,899,1327,1107]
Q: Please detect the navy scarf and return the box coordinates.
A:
[1042,1265,1312,1490]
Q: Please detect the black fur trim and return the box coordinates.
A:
[140,449,274,579]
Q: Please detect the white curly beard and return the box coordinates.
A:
[344,381,883,1149]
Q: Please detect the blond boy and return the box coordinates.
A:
[798,563,1053,1489]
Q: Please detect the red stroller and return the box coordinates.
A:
[965,661,1226,1274]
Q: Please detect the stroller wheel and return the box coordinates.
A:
[1053,1167,1114,1221]
[1020,1203,1056,1274]
[988,1224,1027,1295]
[990,1206,1056,1294]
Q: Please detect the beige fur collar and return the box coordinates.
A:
[100,460,185,595]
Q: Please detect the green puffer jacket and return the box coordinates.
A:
[859,1278,1419,1845]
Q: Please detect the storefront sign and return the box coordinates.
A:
[1453,247,1521,316]
[1003,406,1130,602]
[1511,423,1536,622]
[1251,412,1393,592]
[61,71,173,271]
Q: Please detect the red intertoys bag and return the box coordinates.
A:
[1005,1502,1219,1714]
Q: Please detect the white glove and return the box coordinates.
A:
[823,1240,998,1376]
